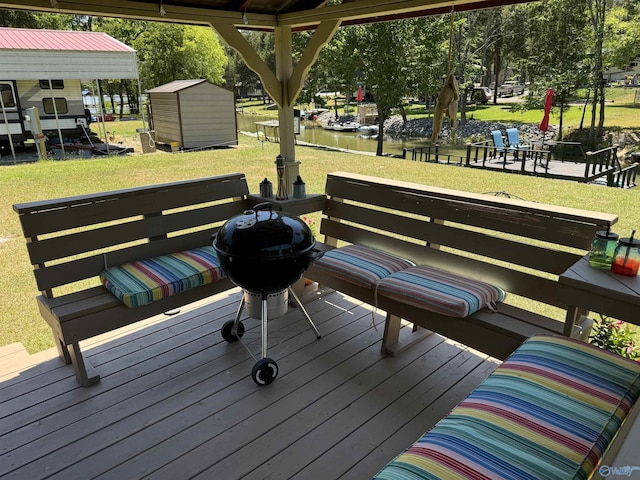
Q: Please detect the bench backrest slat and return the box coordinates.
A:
[26,201,245,265]
[14,174,248,237]
[14,173,250,296]
[325,174,612,249]
[325,200,580,274]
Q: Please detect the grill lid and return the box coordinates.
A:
[213,203,314,261]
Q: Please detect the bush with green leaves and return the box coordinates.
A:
[589,315,639,360]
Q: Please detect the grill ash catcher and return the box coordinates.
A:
[213,202,323,385]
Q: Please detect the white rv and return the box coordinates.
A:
[0,27,139,153]
[0,78,89,145]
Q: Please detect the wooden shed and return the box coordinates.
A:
[147,79,237,150]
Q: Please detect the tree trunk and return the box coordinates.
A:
[588,0,607,146]
[399,105,408,128]
[597,79,605,138]
[376,114,386,156]
[493,40,501,104]
[579,89,590,131]
[559,91,565,141]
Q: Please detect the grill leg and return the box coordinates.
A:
[232,295,245,336]
[289,286,321,339]
[261,295,268,360]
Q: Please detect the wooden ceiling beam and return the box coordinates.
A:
[0,0,509,31]
[279,0,494,28]
[0,0,277,28]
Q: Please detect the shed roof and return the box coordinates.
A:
[147,79,210,93]
[0,27,139,80]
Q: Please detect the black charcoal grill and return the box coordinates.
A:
[213,203,323,385]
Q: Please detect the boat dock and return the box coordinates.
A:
[404,143,638,188]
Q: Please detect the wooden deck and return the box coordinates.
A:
[465,154,609,182]
[0,287,499,480]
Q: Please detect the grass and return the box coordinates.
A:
[2,131,640,354]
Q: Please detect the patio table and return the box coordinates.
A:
[558,254,640,335]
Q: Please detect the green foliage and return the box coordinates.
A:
[590,315,640,360]
[605,5,640,70]
[0,10,72,29]
[132,23,227,90]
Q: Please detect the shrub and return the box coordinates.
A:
[589,315,639,360]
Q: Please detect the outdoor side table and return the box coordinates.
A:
[558,254,640,336]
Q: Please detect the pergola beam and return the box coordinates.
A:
[0,0,277,28]
[0,0,520,30]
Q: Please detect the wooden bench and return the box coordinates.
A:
[305,171,618,360]
[13,173,251,386]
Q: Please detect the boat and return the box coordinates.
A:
[357,124,379,135]
[322,121,360,132]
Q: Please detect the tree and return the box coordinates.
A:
[92,18,149,116]
[604,3,640,77]
[587,0,610,144]
[405,17,448,114]
[450,11,494,125]
[357,21,415,156]
[0,10,72,29]
[133,23,227,91]
[224,31,274,103]
[523,0,589,139]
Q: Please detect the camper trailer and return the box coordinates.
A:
[0,27,140,155]
[0,79,89,146]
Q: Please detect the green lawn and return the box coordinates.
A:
[2,133,640,353]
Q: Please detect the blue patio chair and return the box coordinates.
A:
[506,128,530,152]
[506,127,530,163]
[491,130,507,161]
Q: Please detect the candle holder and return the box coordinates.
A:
[275,154,288,200]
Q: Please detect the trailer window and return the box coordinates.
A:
[39,80,65,89]
[0,84,17,109]
[43,97,68,114]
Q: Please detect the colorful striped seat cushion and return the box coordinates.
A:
[100,246,225,308]
[373,335,640,480]
[311,244,415,288]
[376,265,506,318]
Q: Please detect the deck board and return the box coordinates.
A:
[0,287,499,479]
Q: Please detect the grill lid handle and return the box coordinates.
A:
[252,202,283,213]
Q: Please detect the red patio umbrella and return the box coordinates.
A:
[356,85,364,102]
[539,87,554,132]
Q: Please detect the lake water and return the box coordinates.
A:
[236,114,465,158]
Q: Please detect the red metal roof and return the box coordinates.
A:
[0,27,134,52]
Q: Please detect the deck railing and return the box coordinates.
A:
[613,161,639,188]
[403,145,464,165]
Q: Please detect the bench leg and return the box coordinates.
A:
[381,313,432,357]
[563,306,590,338]
[55,336,72,364]
[67,342,100,387]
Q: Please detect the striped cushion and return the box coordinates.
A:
[373,335,640,480]
[376,265,506,317]
[100,246,225,308]
[312,245,415,288]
